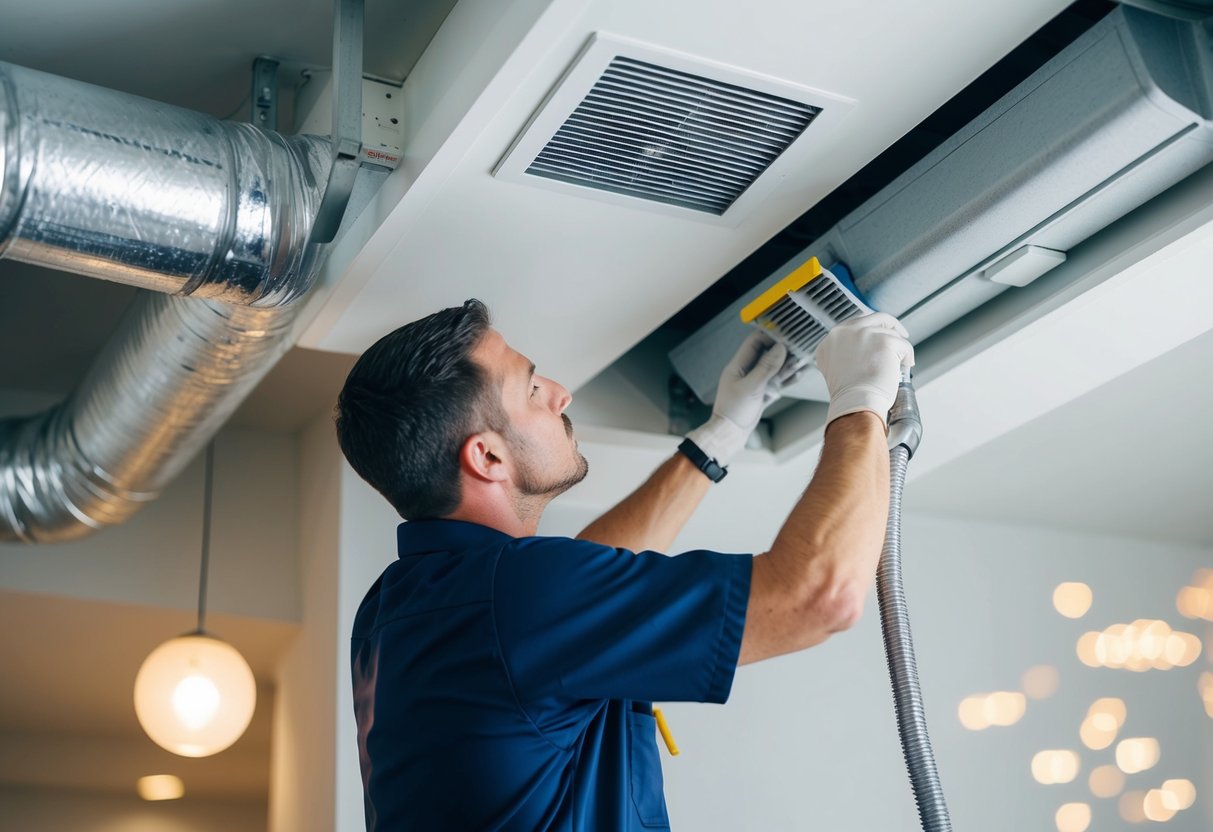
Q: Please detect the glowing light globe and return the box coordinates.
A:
[134,633,256,757]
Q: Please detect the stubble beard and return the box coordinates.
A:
[510,413,589,500]
[514,444,589,499]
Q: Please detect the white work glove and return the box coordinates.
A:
[814,312,915,427]
[686,332,799,466]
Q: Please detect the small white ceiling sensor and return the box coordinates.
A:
[984,244,1067,288]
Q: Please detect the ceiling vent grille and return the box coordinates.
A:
[495,35,854,223]
[524,57,819,215]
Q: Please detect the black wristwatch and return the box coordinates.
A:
[678,438,728,483]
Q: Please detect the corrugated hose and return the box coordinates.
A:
[878,379,953,831]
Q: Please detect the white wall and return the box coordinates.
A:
[540,433,1213,832]
[0,785,265,832]
[269,415,342,832]
[335,450,404,829]
[267,413,400,832]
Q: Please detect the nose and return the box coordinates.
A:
[539,375,572,413]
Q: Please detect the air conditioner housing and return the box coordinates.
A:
[670,7,1213,405]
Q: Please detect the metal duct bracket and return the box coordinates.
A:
[311,0,365,244]
[251,57,280,131]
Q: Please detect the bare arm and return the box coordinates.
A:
[578,332,792,552]
[577,452,712,553]
[738,411,889,665]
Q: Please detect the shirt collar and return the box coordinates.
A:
[396,518,513,558]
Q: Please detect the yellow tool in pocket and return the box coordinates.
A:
[653,707,679,756]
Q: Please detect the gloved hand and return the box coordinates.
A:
[686,332,799,466]
[814,312,915,427]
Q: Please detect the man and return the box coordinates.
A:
[336,299,913,830]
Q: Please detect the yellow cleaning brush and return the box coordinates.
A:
[739,256,872,364]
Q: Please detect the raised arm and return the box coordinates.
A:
[738,314,914,665]
[576,452,711,553]
[578,333,795,553]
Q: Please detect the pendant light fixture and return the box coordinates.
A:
[134,442,257,757]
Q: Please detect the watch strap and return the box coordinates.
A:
[678,437,728,483]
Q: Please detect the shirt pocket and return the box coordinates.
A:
[628,711,671,828]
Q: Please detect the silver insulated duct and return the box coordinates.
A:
[0,62,333,543]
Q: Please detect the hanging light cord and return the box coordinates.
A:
[196,441,215,635]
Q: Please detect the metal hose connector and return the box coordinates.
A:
[887,376,922,459]
[878,440,952,831]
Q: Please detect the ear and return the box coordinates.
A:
[459,432,511,484]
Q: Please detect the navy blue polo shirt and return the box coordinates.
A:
[351,519,751,831]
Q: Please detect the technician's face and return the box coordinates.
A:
[477,329,588,497]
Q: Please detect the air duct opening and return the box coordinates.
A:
[523,56,820,215]
[495,33,854,223]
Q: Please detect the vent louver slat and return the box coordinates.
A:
[540,138,753,189]
[559,116,774,171]
[529,147,744,193]
[604,61,816,117]
[524,55,820,215]
[577,94,798,153]
[528,158,732,209]
[592,75,811,135]
[544,135,757,187]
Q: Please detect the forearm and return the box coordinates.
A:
[775,412,888,595]
[758,413,889,637]
[577,453,712,552]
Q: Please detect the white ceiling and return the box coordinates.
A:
[0,0,457,122]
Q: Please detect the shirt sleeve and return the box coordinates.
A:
[491,536,751,705]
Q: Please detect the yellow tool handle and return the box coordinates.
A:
[739,256,822,323]
[653,707,680,756]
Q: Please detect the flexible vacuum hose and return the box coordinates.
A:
[878,380,953,831]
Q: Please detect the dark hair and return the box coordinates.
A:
[334,299,505,520]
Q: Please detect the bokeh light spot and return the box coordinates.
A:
[1055,802,1090,832]
[1022,665,1059,700]
[1116,738,1160,775]
[1032,750,1081,785]
[1054,583,1093,618]
[1119,791,1146,823]
[1160,779,1196,811]
[1143,789,1176,822]
[1089,765,1124,799]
